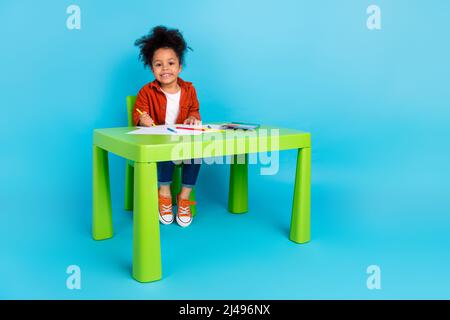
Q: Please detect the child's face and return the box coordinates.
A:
[151,48,182,87]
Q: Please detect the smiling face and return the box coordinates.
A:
[151,47,182,88]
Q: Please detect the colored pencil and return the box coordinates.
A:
[175,126,206,131]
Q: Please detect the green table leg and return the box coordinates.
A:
[290,147,311,243]
[92,145,113,240]
[228,154,248,214]
[124,161,134,211]
[132,162,162,282]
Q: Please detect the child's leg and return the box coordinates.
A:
[179,158,201,199]
[157,161,176,198]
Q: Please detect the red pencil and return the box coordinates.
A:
[175,126,206,131]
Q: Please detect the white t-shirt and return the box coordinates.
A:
[161,88,181,125]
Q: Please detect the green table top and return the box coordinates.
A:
[93,125,311,162]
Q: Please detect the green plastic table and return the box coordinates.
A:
[93,125,311,282]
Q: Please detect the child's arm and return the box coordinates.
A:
[184,86,201,125]
[133,90,155,126]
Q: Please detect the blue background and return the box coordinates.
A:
[1,0,449,299]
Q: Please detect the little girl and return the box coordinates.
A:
[133,26,201,227]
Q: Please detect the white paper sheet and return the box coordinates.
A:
[126,124,224,135]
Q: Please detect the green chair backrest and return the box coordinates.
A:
[126,96,137,127]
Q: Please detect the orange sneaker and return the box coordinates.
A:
[176,195,196,227]
[158,194,174,225]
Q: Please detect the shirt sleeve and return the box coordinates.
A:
[132,88,150,126]
[187,86,201,121]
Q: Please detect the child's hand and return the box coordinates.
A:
[184,116,201,126]
[139,112,154,127]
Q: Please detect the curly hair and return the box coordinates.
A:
[135,25,192,68]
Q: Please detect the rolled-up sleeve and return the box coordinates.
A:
[187,86,201,121]
[132,89,149,126]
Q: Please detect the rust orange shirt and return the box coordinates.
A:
[132,77,201,126]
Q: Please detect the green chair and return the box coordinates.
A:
[124,95,197,216]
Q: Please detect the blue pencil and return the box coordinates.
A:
[167,127,177,134]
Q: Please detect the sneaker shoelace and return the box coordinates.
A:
[178,198,196,217]
[159,197,172,215]
[160,203,172,215]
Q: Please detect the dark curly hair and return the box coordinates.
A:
[135,25,192,68]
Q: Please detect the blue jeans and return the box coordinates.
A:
[157,159,201,188]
